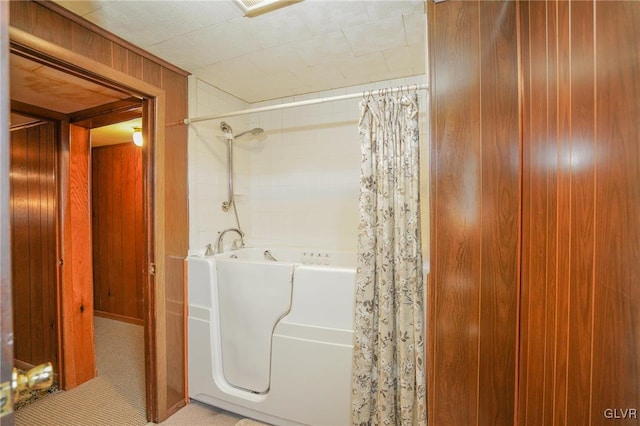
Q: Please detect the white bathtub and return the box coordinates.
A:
[187,247,356,426]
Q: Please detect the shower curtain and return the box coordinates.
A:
[351,90,426,425]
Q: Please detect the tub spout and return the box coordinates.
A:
[216,228,245,253]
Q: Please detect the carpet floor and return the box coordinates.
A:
[14,375,146,426]
[15,316,264,425]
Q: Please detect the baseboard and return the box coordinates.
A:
[94,310,144,326]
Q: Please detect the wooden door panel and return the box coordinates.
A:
[9,122,59,372]
[59,124,95,388]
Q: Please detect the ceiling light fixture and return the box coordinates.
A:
[132,127,143,147]
[231,0,303,17]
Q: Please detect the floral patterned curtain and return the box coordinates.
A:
[351,90,426,425]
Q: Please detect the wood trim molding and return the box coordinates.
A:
[33,0,190,78]
[11,99,67,121]
[9,28,165,100]
[94,310,145,327]
[183,258,189,402]
[70,98,142,128]
[152,94,168,421]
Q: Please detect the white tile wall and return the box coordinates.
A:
[188,75,429,257]
[188,76,252,254]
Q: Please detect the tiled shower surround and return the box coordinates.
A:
[188,75,428,255]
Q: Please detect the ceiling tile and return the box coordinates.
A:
[342,15,407,57]
[53,0,104,16]
[365,0,424,21]
[242,8,314,49]
[336,51,388,80]
[403,10,427,46]
[295,31,353,66]
[187,19,263,64]
[249,45,307,74]
[290,63,346,86]
[294,0,370,34]
[383,45,425,73]
[194,56,260,83]
[52,0,426,103]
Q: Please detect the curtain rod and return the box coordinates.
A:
[183,83,429,125]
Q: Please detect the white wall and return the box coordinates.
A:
[188,75,428,255]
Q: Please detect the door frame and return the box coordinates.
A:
[8,27,167,421]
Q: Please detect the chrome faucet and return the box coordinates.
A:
[216,228,245,253]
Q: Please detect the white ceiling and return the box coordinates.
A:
[52,0,426,103]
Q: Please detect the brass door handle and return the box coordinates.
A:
[12,362,54,401]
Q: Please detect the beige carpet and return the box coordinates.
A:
[15,375,147,425]
[15,317,147,426]
[94,316,146,414]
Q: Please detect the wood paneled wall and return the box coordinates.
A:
[10,122,59,372]
[519,1,640,424]
[10,2,189,421]
[92,143,144,323]
[429,1,640,425]
[427,1,520,425]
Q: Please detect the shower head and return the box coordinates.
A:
[219,121,263,140]
[235,127,264,139]
[220,121,233,138]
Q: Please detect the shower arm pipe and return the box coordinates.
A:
[183,83,429,124]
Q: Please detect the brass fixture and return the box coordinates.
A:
[12,363,54,402]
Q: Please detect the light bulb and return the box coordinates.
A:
[132,127,143,146]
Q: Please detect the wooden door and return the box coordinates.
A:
[518,1,640,424]
[57,123,95,389]
[9,122,59,375]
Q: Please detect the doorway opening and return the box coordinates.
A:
[89,113,147,416]
[9,44,157,420]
